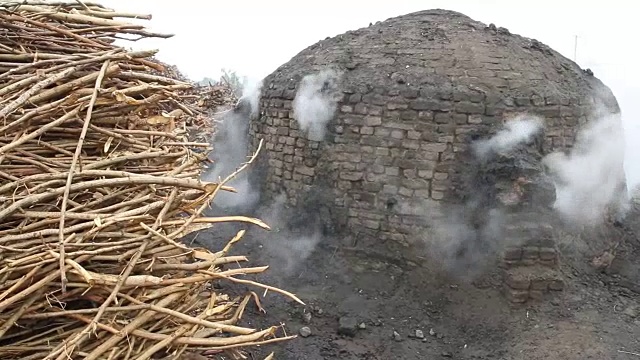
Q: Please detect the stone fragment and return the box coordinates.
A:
[338,317,358,337]
[299,327,312,338]
[392,331,402,342]
[548,279,565,291]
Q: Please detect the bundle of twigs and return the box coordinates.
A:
[0,2,299,359]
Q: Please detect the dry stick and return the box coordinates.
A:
[0,12,109,48]
[138,290,205,355]
[10,4,144,27]
[139,222,189,251]
[81,291,184,360]
[0,49,154,97]
[15,210,112,220]
[21,304,150,319]
[0,66,77,120]
[0,256,90,312]
[58,60,110,293]
[0,106,81,156]
[48,240,151,360]
[172,139,264,240]
[49,177,181,359]
[205,272,305,306]
[133,317,192,360]
[72,315,283,348]
[0,265,42,303]
[146,256,247,272]
[116,293,255,335]
[0,98,68,135]
[0,289,44,338]
[28,63,120,105]
[0,176,232,223]
[0,1,105,8]
[0,49,113,83]
[164,287,222,358]
[0,169,192,194]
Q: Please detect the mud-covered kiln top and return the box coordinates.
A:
[263,9,617,111]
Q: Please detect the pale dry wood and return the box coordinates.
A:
[0,2,296,359]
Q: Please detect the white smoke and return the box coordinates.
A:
[255,195,322,277]
[543,112,628,225]
[292,69,342,141]
[198,79,322,275]
[421,200,507,276]
[201,80,263,211]
[474,115,544,159]
[242,79,263,121]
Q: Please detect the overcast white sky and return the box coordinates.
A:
[102,0,639,188]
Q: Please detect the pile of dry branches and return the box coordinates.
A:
[0,2,299,359]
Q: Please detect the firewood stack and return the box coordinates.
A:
[0,2,299,359]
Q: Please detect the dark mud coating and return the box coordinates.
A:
[194,8,640,360]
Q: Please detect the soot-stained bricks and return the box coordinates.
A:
[248,10,620,270]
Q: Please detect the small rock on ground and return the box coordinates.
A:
[338,317,358,337]
[623,305,638,318]
[393,331,402,342]
[299,326,312,338]
[415,329,424,339]
[303,312,313,323]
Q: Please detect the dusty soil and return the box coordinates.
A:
[194,220,640,360]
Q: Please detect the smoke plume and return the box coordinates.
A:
[198,78,323,277]
[421,201,507,277]
[473,115,543,159]
[253,195,322,277]
[543,112,629,225]
[420,116,544,276]
[420,104,630,278]
[292,69,342,141]
[201,80,263,211]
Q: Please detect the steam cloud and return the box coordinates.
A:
[543,112,629,225]
[422,116,541,275]
[473,115,544,159]
[253,195,322,277]
[292,69,342,141]
[201,80,263,211]
[199,78,323,277]
[422,110,629,276]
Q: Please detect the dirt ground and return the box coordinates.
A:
[193,219,640,360]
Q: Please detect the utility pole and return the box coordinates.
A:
[573,35,578,62]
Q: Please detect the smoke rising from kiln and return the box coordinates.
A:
[420,201,508,277]
[473,115,544,159]
[200,79,322,277]
[253,195,322,277]
[543,111,629,225]
[422,107,629,276]
[292,69,342,141]
[201,80,263,211]
[420,116,544,276]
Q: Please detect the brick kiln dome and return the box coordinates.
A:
[248,9,621,262]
